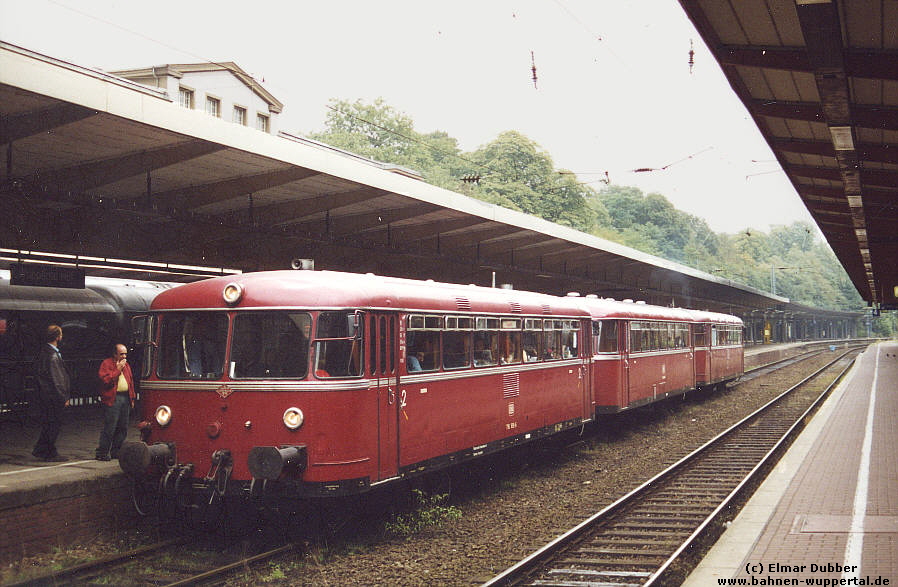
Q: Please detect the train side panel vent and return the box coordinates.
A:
[455,297,472,311]
[502,372,520,398]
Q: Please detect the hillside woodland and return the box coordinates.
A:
[309,98,894,336]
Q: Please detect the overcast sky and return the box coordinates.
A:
[0,0,816,234]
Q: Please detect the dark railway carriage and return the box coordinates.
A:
[0,270,173,413]
[122,270,593,499]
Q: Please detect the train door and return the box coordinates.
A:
[693,323,710,386]
[620,321,631,407]
[369,312,399,481]
[580,320,592,420]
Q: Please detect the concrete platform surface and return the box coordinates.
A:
[0,404,138,503]
[685,341,898,585]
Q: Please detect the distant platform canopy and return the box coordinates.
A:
[680,0,898,310]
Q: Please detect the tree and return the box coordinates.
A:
[466,131,596,232]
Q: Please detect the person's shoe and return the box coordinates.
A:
[95,455,111,461]
[32,451,48,460]
[44,454,68,462]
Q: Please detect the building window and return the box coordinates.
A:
[178,87,193,109]
[232,106,247,126]
[205,96,221,118]
[256,113,270,133]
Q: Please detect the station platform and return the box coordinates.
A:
[685,340,898,585]
[0,403,138,480]
[743,339,851,370]
[0,405,140,561]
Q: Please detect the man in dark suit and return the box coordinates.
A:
[32,324,71,462]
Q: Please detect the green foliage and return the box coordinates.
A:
[307,97,891,331]
[384,489,462,537]
[594,185,719,265]
[261,562,288,582]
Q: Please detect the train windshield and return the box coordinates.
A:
[156,312,228,380]
[230,312,311,378]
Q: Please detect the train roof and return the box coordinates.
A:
[0,270,176,314]
[151,270,590,317]
[151,270,742,324]
[575,296,743,325]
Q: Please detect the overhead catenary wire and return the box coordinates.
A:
[44,0,246,77]
[631,146,713,173]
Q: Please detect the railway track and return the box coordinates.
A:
[3,536,295,586]
[484,348,859,587]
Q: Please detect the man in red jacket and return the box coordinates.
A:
[95,343,135,461]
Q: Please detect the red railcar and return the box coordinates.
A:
[120,270,742,504]
[577,297,744,413]
[121,270,592,499]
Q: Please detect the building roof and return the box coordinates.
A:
[111,61,283,113]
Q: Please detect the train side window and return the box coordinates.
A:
[597,320,618,353]
[472,331,497,367]
[675,323,688,348]
[406,314,441,372]
[522,319,542,362]
[498,318,521,365]
[629,322,641,353]
[231,312,310,379]
[560,321,579,358]
[693,324,707,347]
[473,317,498,367]
[407,330,440,372]
[313,311,363,379]
[369,317,376,376]
[659,323,667,350]
[389,316,396,374]
[379,317,387,374]
[543,320,563,360]
[442,316,471,369]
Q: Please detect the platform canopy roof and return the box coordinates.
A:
[680,0,898,310]
[0,41,856,320]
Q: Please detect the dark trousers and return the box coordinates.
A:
[96,393,131,459]
[32,396,64,458]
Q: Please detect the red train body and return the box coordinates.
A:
[120,270,743,501]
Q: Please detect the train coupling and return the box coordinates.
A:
[161,463,194,498]
[247,445,307,481]
[118,440,175,477]
[203,449,233,496]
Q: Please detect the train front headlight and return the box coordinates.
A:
[155,405,172,427]
[222,282,243,305]
[283,407,304,430]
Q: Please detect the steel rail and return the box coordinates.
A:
[484,347,860,586]
[162,543,296,586]
[2,537,187,587]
